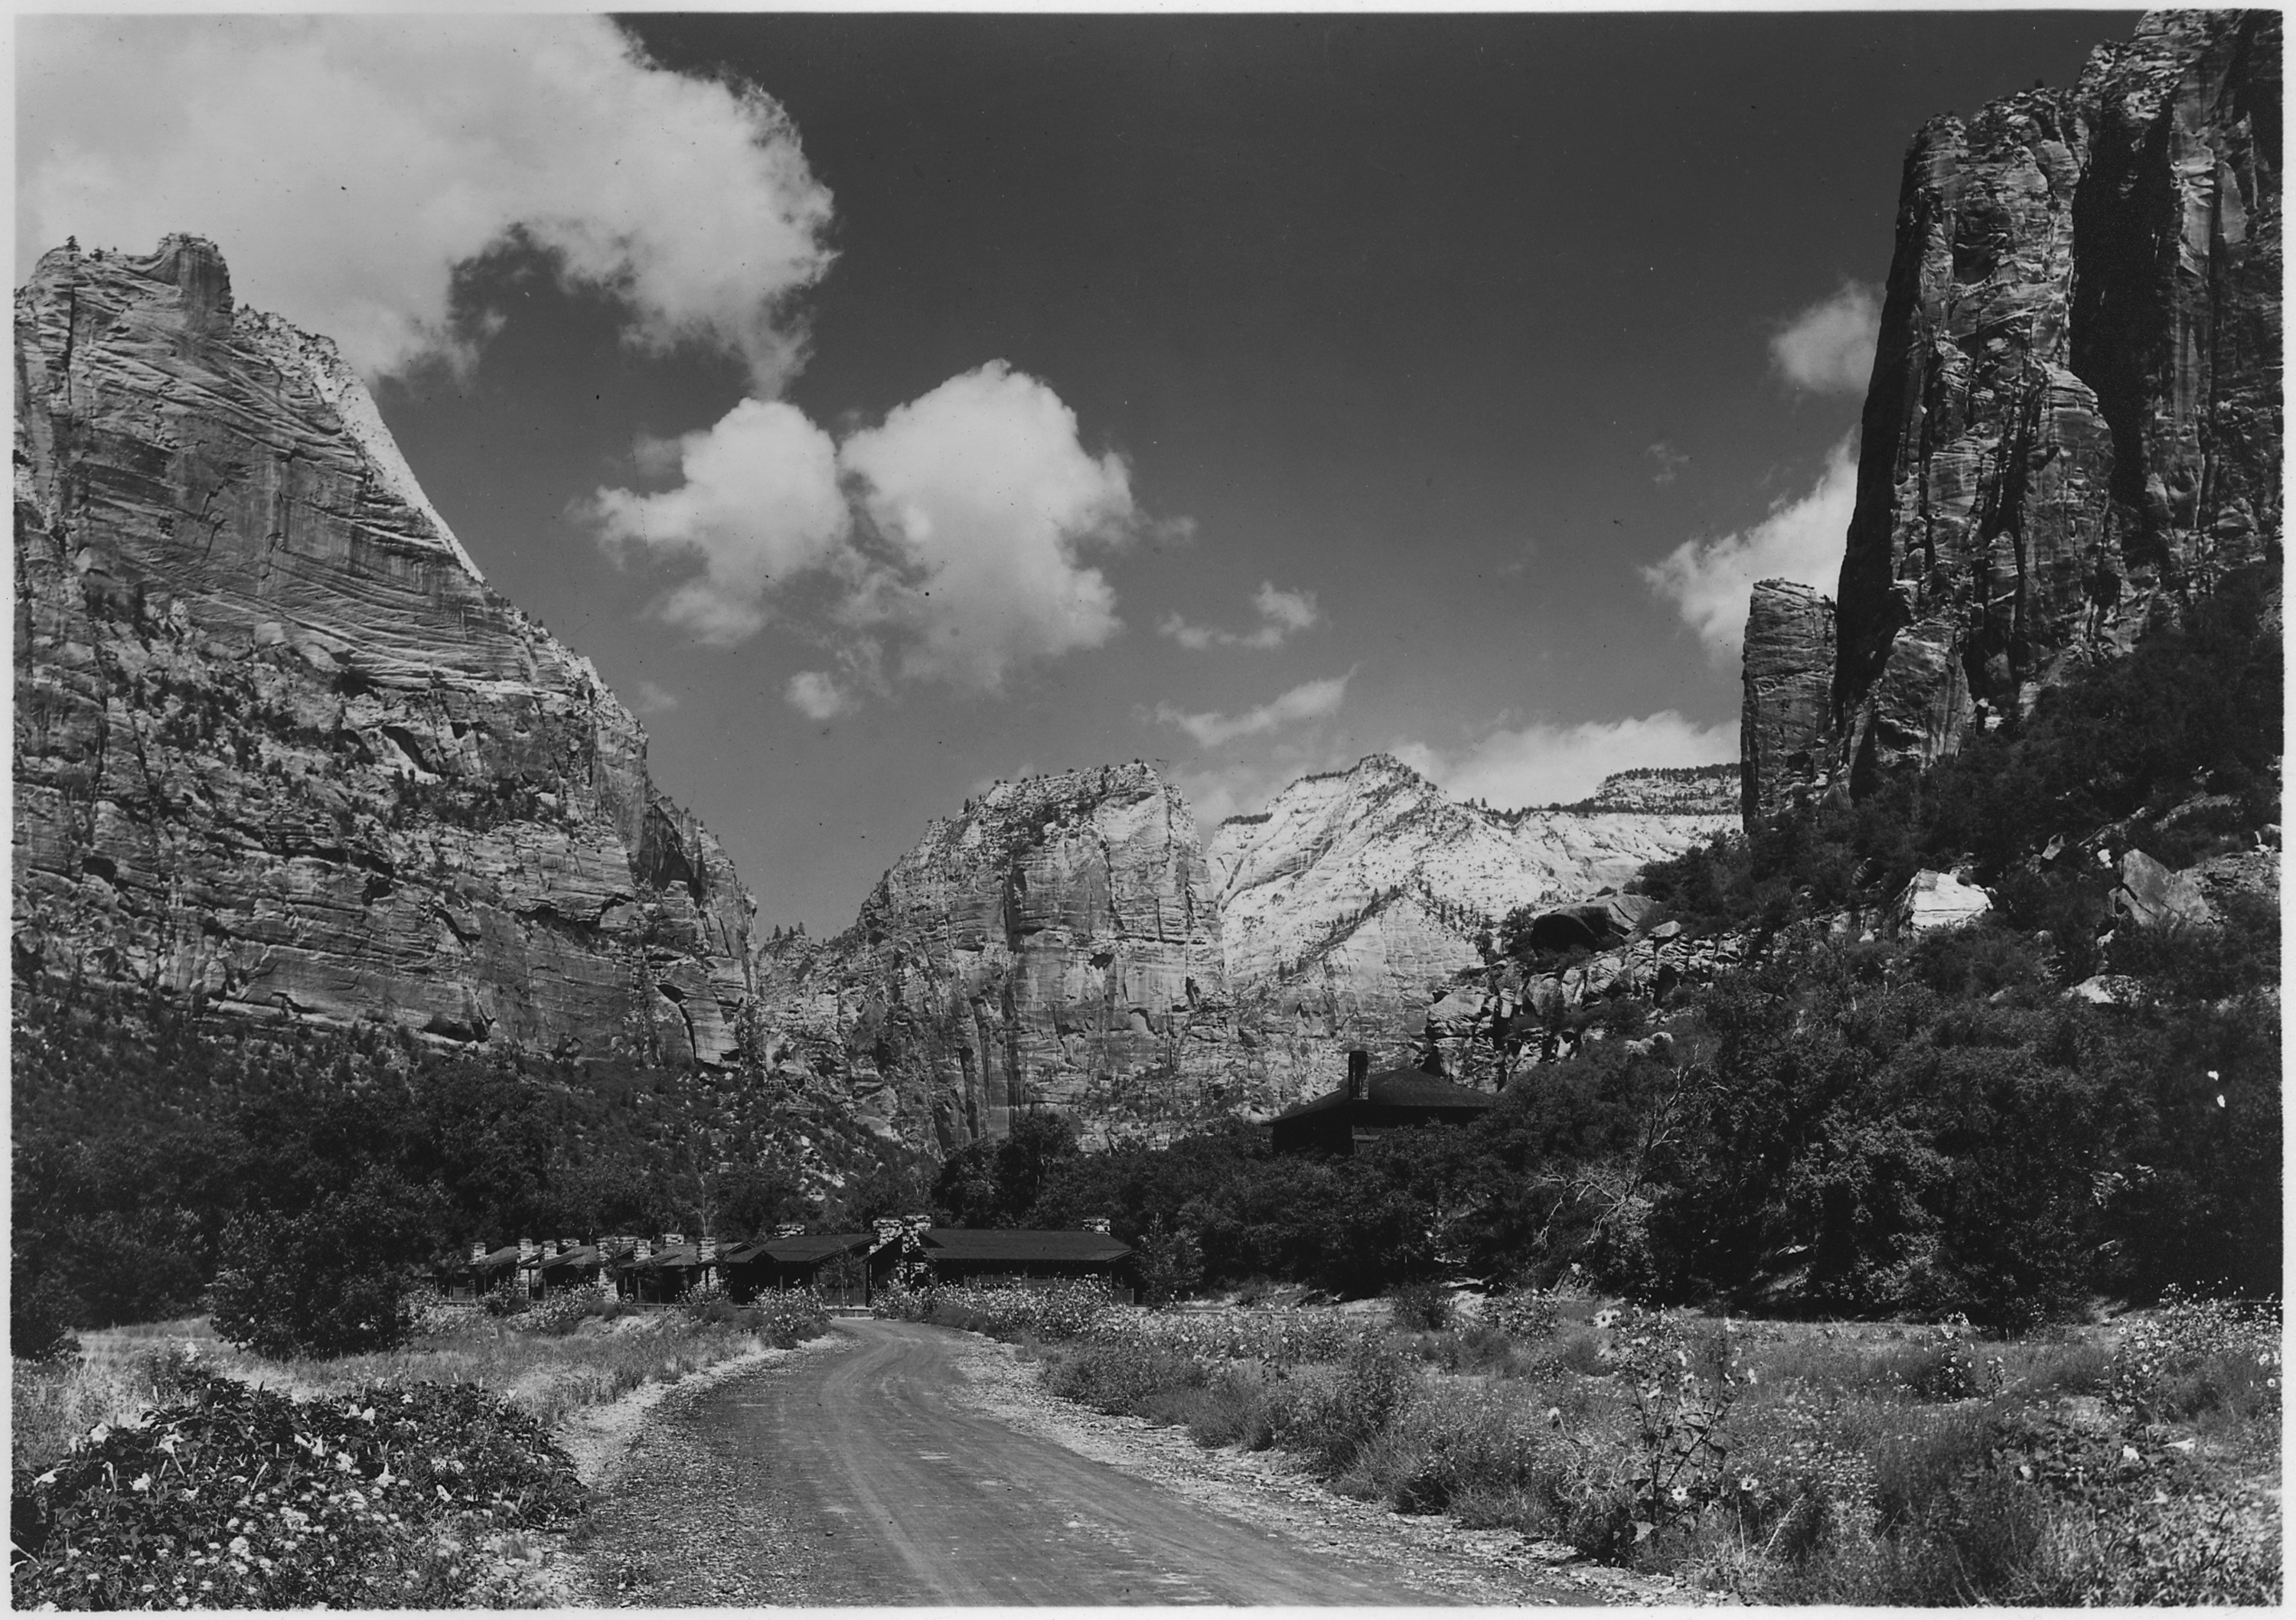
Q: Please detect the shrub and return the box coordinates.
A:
[205,1193,424,1359]
[2108,1289,2281,1423]
[11,1371,585,1609]
[1388,1279,1453,1332]
[1285,1332,1419,1474]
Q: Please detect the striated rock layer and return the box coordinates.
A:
[1743,10,2281,827]
[13,237,756,1063]
[757,755,1735,1148]
[1209,755,1733,1094]
[755,764,1236,1151]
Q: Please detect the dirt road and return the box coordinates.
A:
[572,1318,1512,1605]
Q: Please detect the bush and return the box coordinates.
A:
[11,1371,585,1609]
[205,1190,426,1359]
[1388,1279,1454,1332]
[2108,1289,2281,1423]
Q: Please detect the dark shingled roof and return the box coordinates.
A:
[920,1227,1132,1263]
[1270,1065,1499,1123]
[723,1232,876,1266]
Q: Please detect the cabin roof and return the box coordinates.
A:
[918,1227,1132,1263]
[1271,1065,1499,1123]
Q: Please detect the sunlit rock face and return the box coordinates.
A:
[12,236,756,1063]
[1744,11,2281,825]
[1208,755,1733,1101]
[754,764,1237,1152]
[758,755,1734,1152]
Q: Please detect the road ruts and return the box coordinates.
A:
[576,1316,1468,1605]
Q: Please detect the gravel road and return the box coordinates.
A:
[570,1317,1611,1605]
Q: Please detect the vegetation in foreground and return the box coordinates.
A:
[893,1279,2280,1605]
[11,1287,832,1609]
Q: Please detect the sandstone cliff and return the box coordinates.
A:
[753,764,1234,1151]
[1743,10,2281,826]
[13,237,756,1064]
[755,754,1733,1149]
[1210,755,1733,1095]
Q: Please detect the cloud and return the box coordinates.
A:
[631,680,680,715]
[785,670,858,722]
[1159,582,1324,650]
[1647,442,1691,485]
[586,398,850,646]
[838,361,1136,693]
[1771,282,1881,396]
[1154,673,1352,748]
[1640,434,1857,660]
[1394,710,1740,810]
[18,15,836,386]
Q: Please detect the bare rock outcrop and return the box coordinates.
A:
[13,237,756,1063]
[1740,580,1837,824]
[1743,11,2281,826]
[754,764,1236,1151]
[1208,755,1731,1100]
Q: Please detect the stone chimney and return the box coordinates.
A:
[662,1232,686,1251]
[517,1237,537,1264]
[1082,1217,1112,1235]
[872,1217,905,1249]
[634,1237,653,1263]
[775,1222,807,1239]
[469,1241,488,1266]
[1347,1049,1370,1101]
[698,1237,717,1264]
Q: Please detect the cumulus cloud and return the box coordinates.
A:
[631,680,680,715]
[1771,282,1882,396]
[1393,710,1740,810]
[17,15,836,384]
[1640,435,1857,660]
[587,399,849,646]
[785,671,859,722]
[1159,582,1324,650]
[1154,673,1352,748]
[838,361,1136,693]
[589,360,1141,696]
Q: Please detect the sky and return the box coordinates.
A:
[17,9,2135,932]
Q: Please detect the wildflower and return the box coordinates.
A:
[130,1473,152,1493]
[228,1537,249,1557]
[34,1470,57,1487]
[1740,1474,1759,1492]
[1669,1484,1691,1505]
[89,1423,111,1445]
[1546,1406,1563,1427]
[158,1433,180,1455]
[2122,1444,2141,1462]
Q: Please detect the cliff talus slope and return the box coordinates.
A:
[1746,10,2281,823]
[13,237,756,1063]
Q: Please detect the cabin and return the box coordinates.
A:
[866,1221,1136,1299]
[1268,1050,1498,1156]
[719,1230,876,1307]
[615,1234,722,1303]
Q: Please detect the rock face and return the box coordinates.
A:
[754,764,1233,1151]
[1743,11,2281,827]
[13,237,756,1063]
[1740,581,1838,824]
[759,755,1734,1149]
[1207,755,1733,1097]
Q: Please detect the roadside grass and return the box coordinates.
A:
[904,1279,2280,1605]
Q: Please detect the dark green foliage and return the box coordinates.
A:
[931,1109,1082,1227]
[10,979,922,1338]
[11,1372,585,1609]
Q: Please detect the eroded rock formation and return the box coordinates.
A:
[13,237,756,1063]
[1743,10,2281,827]
[754,764,1235,1150]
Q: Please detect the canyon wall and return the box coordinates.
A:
[1744,9,2281,826]
[13,237,757,1063]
